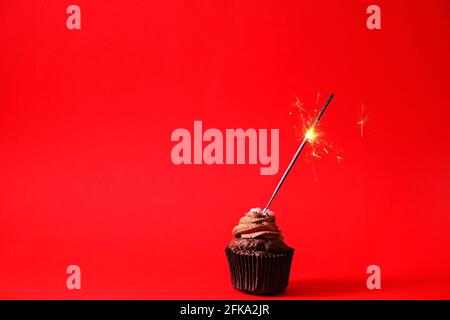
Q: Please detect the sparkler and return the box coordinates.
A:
[262,93,335,215]
[299,104,341,163]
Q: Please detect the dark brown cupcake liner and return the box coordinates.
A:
[225,247,294,295]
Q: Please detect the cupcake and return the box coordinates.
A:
[225,208,294,295]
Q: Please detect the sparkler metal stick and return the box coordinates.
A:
[262,93,334,215]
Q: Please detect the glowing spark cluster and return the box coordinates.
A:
[357,104,369,138]
[290,94,342,169]
[304,127,318,143]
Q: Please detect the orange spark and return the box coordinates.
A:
[357,104,369,138]
[292,96,305,112]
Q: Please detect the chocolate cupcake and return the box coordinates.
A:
[225,208,294,295]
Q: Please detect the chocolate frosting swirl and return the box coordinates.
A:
[232,208,282,240]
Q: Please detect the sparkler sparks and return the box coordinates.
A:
[289,93,342,164]
[357,104,369,138]
[293,103,342,164]
[304,127,318,143]
[292,95,305,112]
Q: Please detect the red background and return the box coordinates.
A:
[1,0,450,299]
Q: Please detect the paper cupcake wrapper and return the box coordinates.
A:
[225,247,294,295]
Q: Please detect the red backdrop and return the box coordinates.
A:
[1,0,450,299]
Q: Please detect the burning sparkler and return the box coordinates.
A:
[262,93,335,215]
[293,97,342,163]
